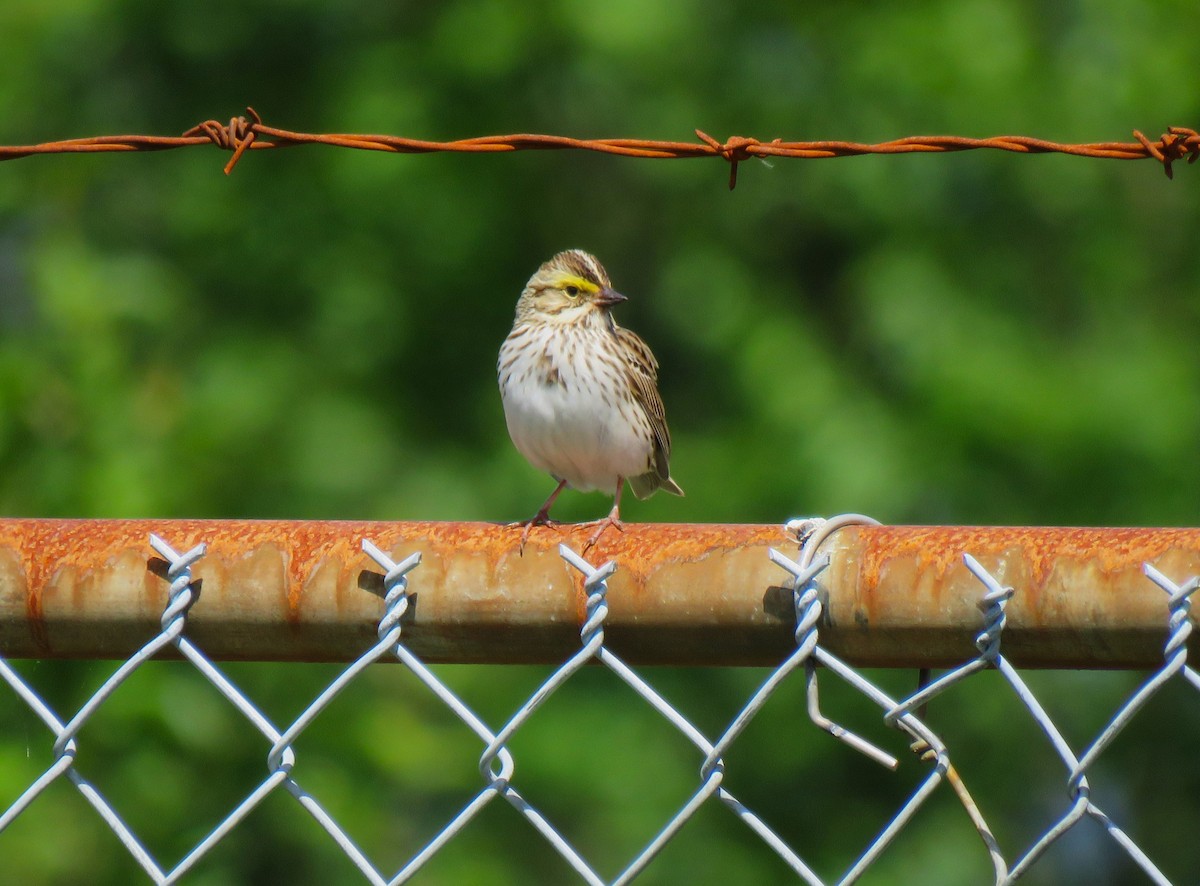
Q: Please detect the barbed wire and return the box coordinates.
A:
[1,107,1196,187]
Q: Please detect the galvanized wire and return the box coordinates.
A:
[2,108,1197,184]
[0,515,1196,883]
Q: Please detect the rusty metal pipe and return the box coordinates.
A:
[0,520,1193,668]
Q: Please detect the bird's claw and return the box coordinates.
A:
[515,513,563,555]
[581,513,624,553]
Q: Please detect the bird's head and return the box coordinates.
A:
[515,249,627,324]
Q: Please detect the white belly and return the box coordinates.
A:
[499,329,648,493]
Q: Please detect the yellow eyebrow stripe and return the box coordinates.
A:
[558,275,601,293]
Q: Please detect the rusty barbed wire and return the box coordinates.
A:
[1,107,1196,187]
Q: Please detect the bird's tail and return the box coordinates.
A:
[628,472,685,500]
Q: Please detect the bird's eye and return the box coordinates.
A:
[564,285,580,297]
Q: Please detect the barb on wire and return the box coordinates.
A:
[2,108,1196,184]
[183,108,262,175]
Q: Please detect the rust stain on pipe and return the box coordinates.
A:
[0,519,1193,668]
[822,525,1200,668]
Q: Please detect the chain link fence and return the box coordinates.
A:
[1,515,1197,884]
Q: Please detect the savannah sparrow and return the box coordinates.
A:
[498,249,684,550]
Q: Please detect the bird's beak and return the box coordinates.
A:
[594,287,628,308]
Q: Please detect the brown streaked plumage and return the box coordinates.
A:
[498,249,683,551]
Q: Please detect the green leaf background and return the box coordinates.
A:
[1,2,1198,883]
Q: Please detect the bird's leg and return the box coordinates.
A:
[583,479,626,552]
[516,479,569,553]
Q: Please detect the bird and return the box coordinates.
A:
[498,249,684,551]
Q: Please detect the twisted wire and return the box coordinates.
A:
[3,108,1195,186]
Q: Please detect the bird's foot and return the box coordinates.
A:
[514,511,562,555]
[581,510,624,553]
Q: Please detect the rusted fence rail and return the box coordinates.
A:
[0,517,1193,667]
[2,516,1197,883]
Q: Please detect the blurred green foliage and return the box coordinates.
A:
[1,1,1199,883]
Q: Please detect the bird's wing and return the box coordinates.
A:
[614,326,672,478]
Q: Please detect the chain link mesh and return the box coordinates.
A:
[1,517,1195,884]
